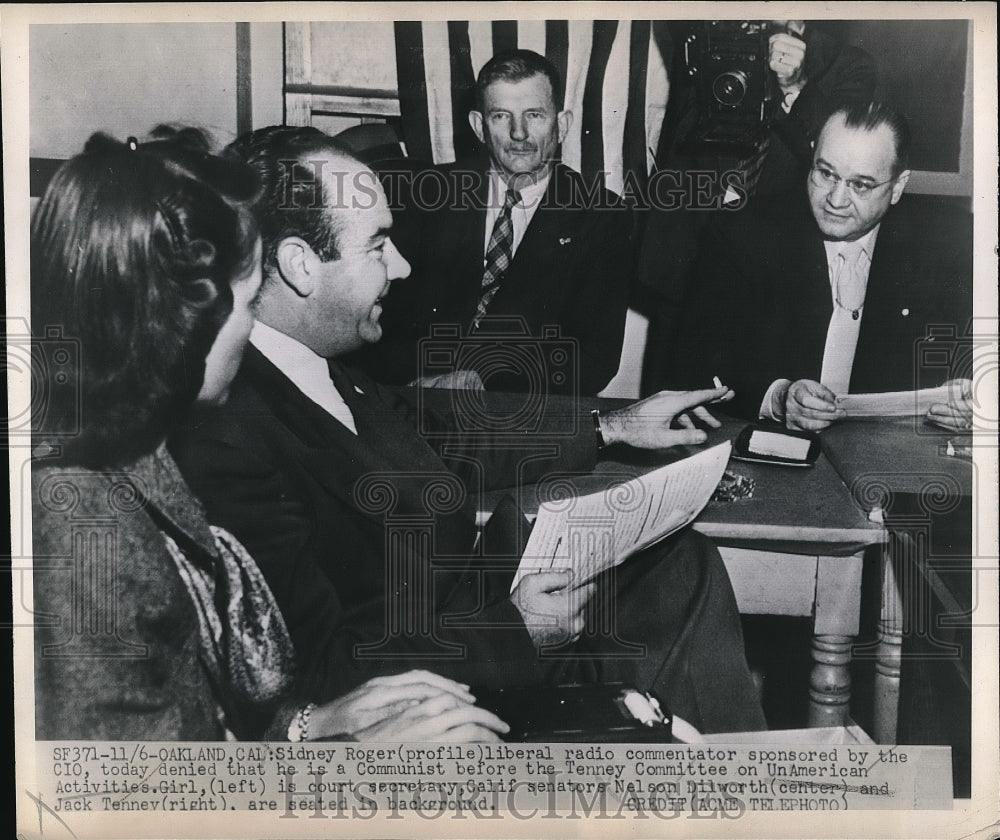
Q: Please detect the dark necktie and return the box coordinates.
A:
[474,187,520,328]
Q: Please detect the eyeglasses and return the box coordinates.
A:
[809,164,896,199]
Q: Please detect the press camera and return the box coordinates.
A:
[681,20,777,156]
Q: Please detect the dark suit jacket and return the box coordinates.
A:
[352,159,633,396]
[662,193,974,419]
[172,347,768,733]
[31,446,293,740]
[172,347,601,698]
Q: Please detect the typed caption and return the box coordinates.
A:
[24,740,952,837]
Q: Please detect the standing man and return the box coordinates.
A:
[352,49,632,397]
[171,125,765,735]
[662,101,973,430]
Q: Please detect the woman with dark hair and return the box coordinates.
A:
[31,129,508,742]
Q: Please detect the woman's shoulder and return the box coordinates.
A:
[31,454,156,526]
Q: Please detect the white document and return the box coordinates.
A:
[835,384,956,417]
[510,442,731,591]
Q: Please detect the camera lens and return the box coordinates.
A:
[713,70,749,106]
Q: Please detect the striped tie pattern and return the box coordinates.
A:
[474,188,520,327]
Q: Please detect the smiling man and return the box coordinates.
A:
[662,101,974,430]
[170,124,767,737]
[352,49,632,397]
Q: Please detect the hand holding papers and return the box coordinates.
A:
[511,442,732,591]
[924,378,975,431]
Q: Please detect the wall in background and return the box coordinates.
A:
[31,23,238,155]
[29,20,974,197]
[29,22,284,158]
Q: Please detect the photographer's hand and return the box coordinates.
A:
[600,387,732,450]
[769,27,808,94]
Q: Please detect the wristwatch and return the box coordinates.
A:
[591,409,607,450]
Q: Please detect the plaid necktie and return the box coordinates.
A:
[474,187,521,327]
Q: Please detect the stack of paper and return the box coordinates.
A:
[510,442,731,590]
[835,384,956,418]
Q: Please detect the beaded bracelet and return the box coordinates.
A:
[287,702,318,742]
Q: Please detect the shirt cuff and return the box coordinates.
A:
[760,379,792,422]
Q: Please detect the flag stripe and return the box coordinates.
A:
[545,20,570,103]
[468,20,494,78]
[491,20,518,55]
[581,21,618,183]
[601,22,631,195]
[645,23,670,174]
[517,20,547,56]
[393,22,433,163]
[448,21,478,159]
[623,21,650,189]
[561,20,594,174]
[422,22,456,163]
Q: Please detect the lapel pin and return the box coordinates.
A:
[901,308,909,317]
[559,237,572,246]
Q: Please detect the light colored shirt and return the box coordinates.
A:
[482,170,550,259]
[760,225,880,421]
[249,321,358,435]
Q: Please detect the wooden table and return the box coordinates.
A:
[821,418,973,753]
[480,414,887,729]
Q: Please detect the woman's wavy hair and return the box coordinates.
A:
[31,126,260,467]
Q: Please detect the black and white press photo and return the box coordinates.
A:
[3,4,997,839]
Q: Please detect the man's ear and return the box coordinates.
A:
[557,109,573,144]
[275,237,317,298]
[889,169,911,205]
[468,110,486,145]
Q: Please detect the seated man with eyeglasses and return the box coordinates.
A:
[660,101,974,431]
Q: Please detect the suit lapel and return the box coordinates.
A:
[239,347,390,522]
[781,215,833,378]
[492,164,582,310]
[852,210,913,389]
[241,348,470,529]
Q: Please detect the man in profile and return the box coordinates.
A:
[663,101,973,431]
[172,125,766,735]
[352,49,632,397]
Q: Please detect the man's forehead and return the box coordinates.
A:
[483,74,555,108]
[338,195,393,245]
[816,119,896,174]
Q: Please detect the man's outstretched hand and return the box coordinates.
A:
[600,387,733,449]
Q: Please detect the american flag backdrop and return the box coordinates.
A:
[393,20,672,196]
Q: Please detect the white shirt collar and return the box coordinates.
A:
[249,321,358,434]
[488,168,550,209]
[824,224,880,263]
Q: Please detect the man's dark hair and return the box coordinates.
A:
[31,127,260,467]
[829,101,912,176]
[475,49,564,111]
[226,125,362,277]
